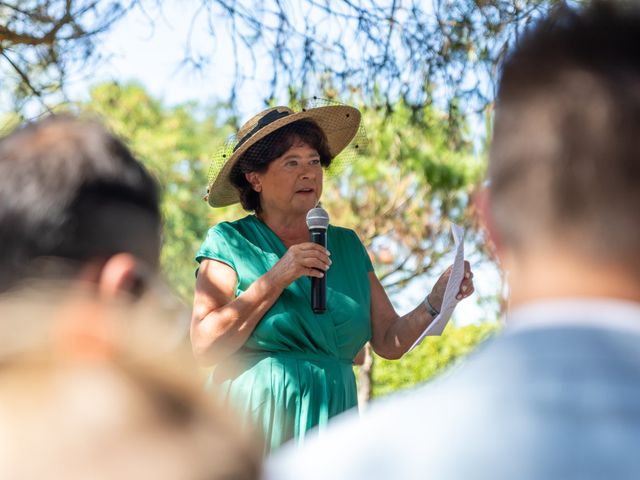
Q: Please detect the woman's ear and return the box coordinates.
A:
[96,253,147,300]
[245,172,262,192]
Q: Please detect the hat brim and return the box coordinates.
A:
[207,105,361,207]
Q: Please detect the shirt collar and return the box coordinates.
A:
[506,297,640,334]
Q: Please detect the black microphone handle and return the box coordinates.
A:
[309,228,327,313]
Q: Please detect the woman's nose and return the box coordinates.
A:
[300,165,316,179]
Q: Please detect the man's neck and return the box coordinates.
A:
[504,250,640,309]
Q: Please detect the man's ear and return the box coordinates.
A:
[245,172,262,192]
[474,187,503,258]
[96,253,146,300]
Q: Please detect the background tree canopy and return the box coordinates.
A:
[1,0,580,118]
[0,0,134,113]
[76,81,501,398]
[78,82,489,304]
[2,0,570,395]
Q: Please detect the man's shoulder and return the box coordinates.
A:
[265,343,499,480]
[266,325,640,480]
[266,377,477,480]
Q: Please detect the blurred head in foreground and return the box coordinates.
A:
[486,0,640,301]
[0,288,262,480]
[0,114,161,299]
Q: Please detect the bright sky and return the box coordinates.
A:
[69,1,271,117]
[67,0,502,326]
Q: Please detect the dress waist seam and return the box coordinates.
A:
[237,350,353,366]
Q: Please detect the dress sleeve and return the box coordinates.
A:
[195,224,237,273]
[349,229,374,273]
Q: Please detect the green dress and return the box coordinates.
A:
[195,214,372,454]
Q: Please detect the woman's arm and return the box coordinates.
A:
[191,259,284,365]
[191,242,331,366]
[368,262,474,360]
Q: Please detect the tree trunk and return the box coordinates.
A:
[357,343,374,410]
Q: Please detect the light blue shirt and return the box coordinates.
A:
[266,298,640,480]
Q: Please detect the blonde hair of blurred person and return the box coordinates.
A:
[0,286,262,480]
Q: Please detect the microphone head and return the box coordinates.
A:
[306,207,330,230]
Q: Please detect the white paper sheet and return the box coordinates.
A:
[409,223,465,351]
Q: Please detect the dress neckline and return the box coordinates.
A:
[250,214,311,250]
[248,214,315,306]
[248,214,287,256]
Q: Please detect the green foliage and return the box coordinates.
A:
[355,98,483,191]
[77,84,489,304]
[75,84,499,391]
[73,83,501,406]
[323,97,486,293]
[0,112,21,137]
[369,322,500,398]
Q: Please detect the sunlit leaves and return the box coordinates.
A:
[369,322,500,397]
[323,97,484,293]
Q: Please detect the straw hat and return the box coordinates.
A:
[206,104,361,207]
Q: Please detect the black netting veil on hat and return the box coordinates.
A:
[205,97,368,208]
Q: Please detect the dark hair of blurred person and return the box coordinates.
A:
[0,114,161,297]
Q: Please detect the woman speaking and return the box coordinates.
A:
[191,103,474,454]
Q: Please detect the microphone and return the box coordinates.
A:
[306,206,329,314]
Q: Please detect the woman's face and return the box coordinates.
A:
[246,140,323,217]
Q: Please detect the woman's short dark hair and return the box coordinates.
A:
[229,120,332,213]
